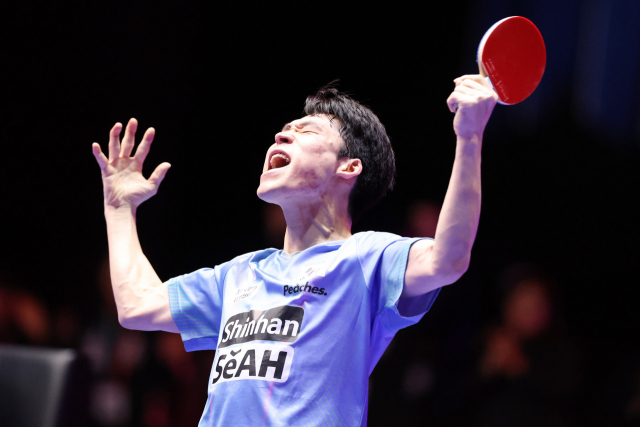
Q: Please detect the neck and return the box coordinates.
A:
[281,197,352,254]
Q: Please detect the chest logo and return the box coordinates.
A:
[212,343,294,385]
[220,305,304,349]
[283,283,327,296]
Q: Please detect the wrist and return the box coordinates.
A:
[456,134,483,156]
[104,203,137,216]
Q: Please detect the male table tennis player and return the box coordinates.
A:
[92,76,498,426]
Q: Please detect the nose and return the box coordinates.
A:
[275,132,293,145]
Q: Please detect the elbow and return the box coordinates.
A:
[449,262,469,284]
[118,314,136,330]
[437,257,470,286]
[451,257,470,282]
[117,304,157,331]
[404,263,468,298]
[117,306,145,330]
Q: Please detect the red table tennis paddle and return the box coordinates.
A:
[455,16,546,111]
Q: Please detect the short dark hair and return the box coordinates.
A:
[304,83,395,222]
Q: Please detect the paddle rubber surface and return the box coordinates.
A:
[478,16,546,105]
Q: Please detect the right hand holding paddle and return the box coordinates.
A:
[92,118,171,210]
[447,75,498,140]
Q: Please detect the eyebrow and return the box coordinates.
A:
[281,120,324,132]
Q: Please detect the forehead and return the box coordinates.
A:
[281,115,341,133]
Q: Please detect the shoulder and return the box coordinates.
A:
[349,231,413,275]
[353,230,403,242]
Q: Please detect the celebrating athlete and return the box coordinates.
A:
[91,76,498,426]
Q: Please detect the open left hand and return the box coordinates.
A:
[92,118,171,210]
[447,75,499,140]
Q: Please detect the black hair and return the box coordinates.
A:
[304,83,395,222]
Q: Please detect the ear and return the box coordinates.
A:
[336,158,362,180]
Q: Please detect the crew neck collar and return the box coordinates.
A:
[278,239,347,259]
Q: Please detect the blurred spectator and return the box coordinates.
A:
[81,255,145,426]
[0,285,10,341]
[130,332,211,427]
[81,254,214,426]
[52,304,82,348]
[367,199,484,427]
[470,263,582,427]
[403,200,441,238]
[403,358,435,400]
[0,280,49,345]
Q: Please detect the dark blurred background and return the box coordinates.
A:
[1,1,639,426]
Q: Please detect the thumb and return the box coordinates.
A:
[447,92,462,113]
[148,162,171,188]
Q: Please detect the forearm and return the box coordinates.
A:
[431,135,482,277]
[404,75,494,297]
[105,206,176,331]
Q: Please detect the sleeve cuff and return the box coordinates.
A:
[183,337,218,352]
[386,237,440,320]
[167,277,218,352]
[396,288,441,318]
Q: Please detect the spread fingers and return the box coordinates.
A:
[92,143,109,170]
[120,118,138,158]
[108,122,123,161]
[134,127,156,165]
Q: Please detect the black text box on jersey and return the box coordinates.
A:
[212,344,294,385]
[220,305,304,348]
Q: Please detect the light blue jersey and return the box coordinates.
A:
[167,231,440,427]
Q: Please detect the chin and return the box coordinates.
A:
[256,182,279,203]
[257,170,289,202]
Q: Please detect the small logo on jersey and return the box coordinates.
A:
[211,343,294,385]
[233,281,262,303]
[295,264,326,284]
[220,305,304,349]
[283,283,327,296]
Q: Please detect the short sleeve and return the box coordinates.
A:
[355,232,440,372]
[167,267,225,352]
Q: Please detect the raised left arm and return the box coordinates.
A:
[403,75,498,298]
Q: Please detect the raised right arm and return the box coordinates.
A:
[92,119,178,332]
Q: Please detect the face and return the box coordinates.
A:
[257,115,349,204]
[503,280,552,338]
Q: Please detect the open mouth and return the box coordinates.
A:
[269,152,291,170]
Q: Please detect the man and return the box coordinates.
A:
[91,76,497,426]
